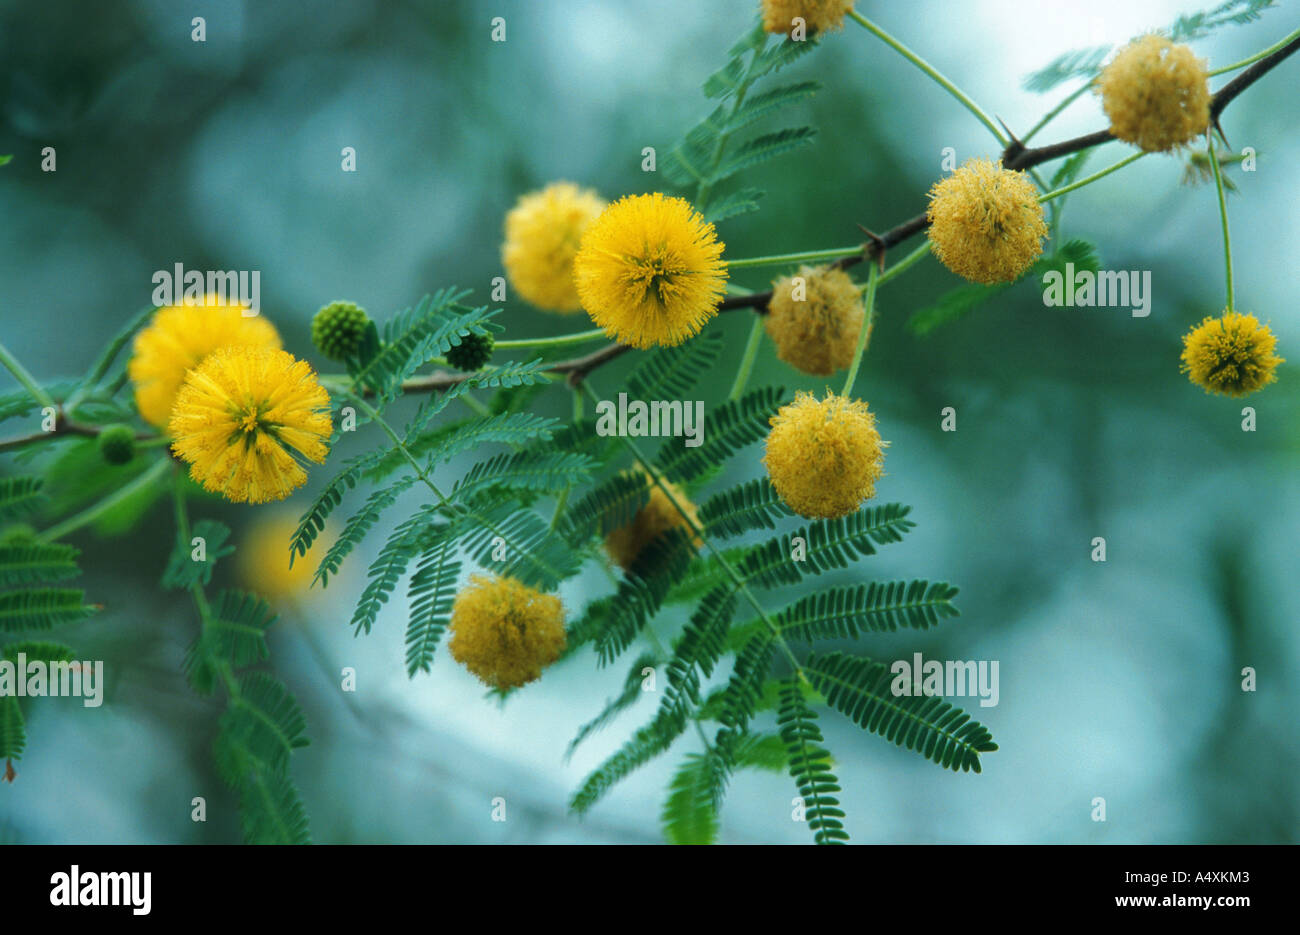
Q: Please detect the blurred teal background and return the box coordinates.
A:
[1,0,1297,843]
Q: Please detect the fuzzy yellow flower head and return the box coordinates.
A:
[1180,310,1283,398]
[238,512,332,600]
[765,265,866,376]
[502,181,606,313]
[448,573,566,690]
[129,295,281,427]
[1097,35,1210,153]
[763,391,886,519]
[169,346,332,504]
[573,193,728,349]
[761,0,854,34]
[604,471,703,571]
[927,158,1047,285]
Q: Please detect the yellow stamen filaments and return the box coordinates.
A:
[763,391,886,519]
[168,346,332,504]
[502,181,606,313]
[926,158,1047,285]
[761,0,854,34]
[1180,311,1283,397]
[237,512,330,599]
[765,265,866,376]
[129,294,281,427]
[448,574,566,690]
[604,471,703,570]
[1097,35,1210,153]
[573,193,728,349]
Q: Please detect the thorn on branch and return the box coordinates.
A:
[856,224,888,273]
[997,117,1025,165]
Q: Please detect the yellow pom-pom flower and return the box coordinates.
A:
[761,0,854,34]
[1180,310,1283,397]
[1097,35,1210,153]
[237,512,331,600]
[448,573,566,690]
[604,471,702,570]
[762,391,887,519]
[502,181,606,313]
[927,158,1047,285]
[573,193,728,349]
[168,346,332,504]
[129,294,281,428]
[765,265,866,376]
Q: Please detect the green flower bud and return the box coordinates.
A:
[98,424,137,465]
[445,331,495,372]
[311,301,371,361]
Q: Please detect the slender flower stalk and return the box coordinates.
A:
[1023,82,1093,143]
[1209,26,1300,76]
[727,246,865,270]
[847,9,1007,145]
[39,457,170,542]
[841,263,879,397]
[0,339,57,410]
[1206,132,1234,310]
[728,316,766,401]
[494,328,608,350]
[1038,152,1145,203]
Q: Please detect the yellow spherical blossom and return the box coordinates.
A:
[1180,310,1283,397]
[169,346,332,504]
[129,295,281,428]
[927,158,1047,285]
[763,391,886,519]
[765,265,866,376]
[502,181,606,313]
[1097,35,1210,153]
[605,471,703,571]
[574,193,728,349]
[237,512,331,600]
[448,574,566,690]
[761,0,854,34]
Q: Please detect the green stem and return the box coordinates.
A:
[1038,151,1145,203]
[841,262,879,397]
[1209,26,1300,76]
[173,469,239,696]
[347,392,450,500]
[727,316,765,401]
[728,246,863,270]
[1023,82,1093,143]
[549,486,571,533]
[40,457,171,542]
[697,32,766,209]
[345,390,549,577]
[847,8,1007,145]
[875,240,932,289]
[493,328,608,350]
[65,304,156,412]
[0,340,56,410]
[1207,133,1234,311]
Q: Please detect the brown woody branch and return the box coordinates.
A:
[718,34,1299,315]
[394,340,634,394]
[0,412,152,455]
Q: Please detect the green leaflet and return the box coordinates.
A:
[161,519,233,590]
[777,677,848,844]
[405,533,460,677]
[804,652,998,773]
